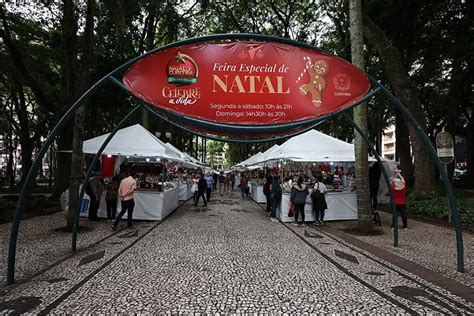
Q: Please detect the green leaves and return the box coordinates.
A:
[407,192,474,224]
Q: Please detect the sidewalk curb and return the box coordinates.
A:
[320,225,474,303]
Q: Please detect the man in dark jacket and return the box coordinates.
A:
[369,161,382,211]
[194,173,207,206]
[290,177,309,225]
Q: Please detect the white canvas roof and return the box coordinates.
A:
[164,142,203,167]
[257,129,355,163]
[236,151,263,167]
[82,124,177,159]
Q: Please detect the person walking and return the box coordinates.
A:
[369,161,382,212]
[290,177,309,226]
[263,175,273,213]
[212,172,218,190]
[191,174,199,203]
[112,172,138,230]
[239,174,247,199]
[225,173,232,196]
[391,169,408,229]
[194,173,207,206]
[270,175,282,222]
[105,174,120,221]
[311,176,328,225]
[204,172,214,202]
[88,171,104,221]
[218,171,226,196]
[231,173,236,190]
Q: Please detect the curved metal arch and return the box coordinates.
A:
[7,34,464,285]
[6,76,118,284]
[369,76,464,272]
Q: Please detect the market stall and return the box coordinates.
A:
[251,182,266,203]
[175,177,194,201]
[246,129,360,221]
[81,124,188,220]
[95,181,179,220]
[277,191,357,223]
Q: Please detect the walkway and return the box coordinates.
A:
[1,191,473,314]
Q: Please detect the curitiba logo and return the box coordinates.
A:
[166,52,199,85]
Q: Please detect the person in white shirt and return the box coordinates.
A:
[311,176,328,225]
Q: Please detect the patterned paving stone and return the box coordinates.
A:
[46,277,69,284]
[0,296,42,314]
[304,230,324,238]
[334,249,360,264]
[0,192,472,314]
[366,271,386,276]
[118,230,139,238]
[77,250,105,267]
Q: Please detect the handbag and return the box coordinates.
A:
[288,203,296,217]
[311,183,322,200]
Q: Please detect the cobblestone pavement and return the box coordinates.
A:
[1,192,473,314]
[329,210,474,288]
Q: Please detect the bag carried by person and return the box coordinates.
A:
[311,183,323,200]
[288,203,296,217]
[191,183,198,193]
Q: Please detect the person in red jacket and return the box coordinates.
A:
[391,169,408,229]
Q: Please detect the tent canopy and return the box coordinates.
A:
[83,124,177,159]
[237,129,356,167]
[268,129,355,162]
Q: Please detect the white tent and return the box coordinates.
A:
[238,151,263,167]
[265,129,355,162]
[164,142,203,168]
[82,124,177,159]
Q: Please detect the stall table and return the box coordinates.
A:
[277,191,357,222]
[176,180,193,201]
[250,183,266,204]
[88,185,180,221]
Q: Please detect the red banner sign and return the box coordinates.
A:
[123,41,370,125]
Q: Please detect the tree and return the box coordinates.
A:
[67,0,96,230]
[349,0,372,232]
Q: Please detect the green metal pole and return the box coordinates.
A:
[341,112,399,247]
[71,104,144,252]
[371,78,464,272]
[6,78,110,285]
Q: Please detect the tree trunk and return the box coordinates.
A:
[7,131,15,190]
[52,130,73,199]
[350,0,372,233]
[395,109,414,186]
[52,0,78,200]
[466,119,474,186]
[15,84,34,186]
[363,15,437,197]
[67,106,85,229]
[67,0,96,229]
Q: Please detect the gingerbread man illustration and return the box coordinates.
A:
[299,60,330,107]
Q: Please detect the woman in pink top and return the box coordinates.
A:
[391,169,408,229]
[112,172,138,230]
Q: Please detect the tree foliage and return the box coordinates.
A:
[0,0,472,201]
